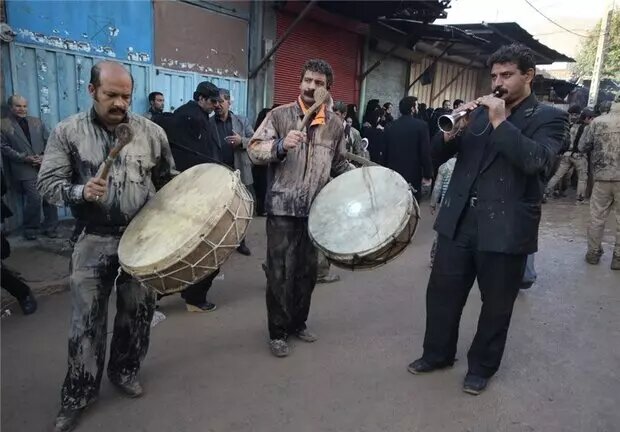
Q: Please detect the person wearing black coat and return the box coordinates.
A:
[361,108,386,165]
[152,81,222,313]
[407,44,569,395]
[384,96,433,201]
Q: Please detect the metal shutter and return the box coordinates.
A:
[274,11,361,106]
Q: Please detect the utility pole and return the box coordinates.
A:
[588,0,615,107]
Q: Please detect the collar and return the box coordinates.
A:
[297,97,326,126]
[215,111,232,123]
[509,92,538,118]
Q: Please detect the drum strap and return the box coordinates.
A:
[113,266,122,293]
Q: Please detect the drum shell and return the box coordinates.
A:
[118,164,253,294]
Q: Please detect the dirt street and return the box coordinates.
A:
[1,200,619,432]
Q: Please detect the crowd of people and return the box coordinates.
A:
[0,42,618,432]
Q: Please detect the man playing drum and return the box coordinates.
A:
[248,59,353,357]
[37,61,175,432]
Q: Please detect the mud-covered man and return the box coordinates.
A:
[248,59,353,357]
[37,61,175,432]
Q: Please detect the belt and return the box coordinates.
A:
[469,196,479,208]
[84,224,127,236]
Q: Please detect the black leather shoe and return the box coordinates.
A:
[54,407,83,432]
[237,243,251,256]
[110,379,143,398]
[407,358,454,375]
[19,294,37,315]
[463,373,489,395]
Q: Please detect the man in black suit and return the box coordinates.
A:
[384,96,433,201]
[153,81,222,313]
[407,44,568,395]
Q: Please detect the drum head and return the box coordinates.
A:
[308,166,413,261]
[118,164,236,274]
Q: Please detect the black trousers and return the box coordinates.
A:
[266,216,318,340]
[180,269,219,305]
[422,206,526,378]
[1,267,31,300]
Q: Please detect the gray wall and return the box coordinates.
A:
[364,51,408,118]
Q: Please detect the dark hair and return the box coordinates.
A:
[7,95,25,106]
[399,96,417,115]
[148,92,163,103]
[300,59,334,90]
[90,61,134,89]
[568,104,582,114]
[333,101,347,114]
[219,89,231,101]
[487,43,536,74]
[367,108,384,127]
[580,108,595,120]
[383,102,392,110]
[453,99,464,109]
[254,107,272,130]
[442,99,450,106]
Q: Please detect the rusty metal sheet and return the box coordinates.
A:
[154,1,248,78]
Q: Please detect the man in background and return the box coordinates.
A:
[211,88,254,256]
[384,96,433,202]
[1,95,58,240]
[143,91,165,120]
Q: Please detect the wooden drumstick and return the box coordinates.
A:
[99,123,134,180]
[298,87,329,131]
[345,151,379,167]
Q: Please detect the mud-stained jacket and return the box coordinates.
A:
[579,103,620,181]
[37,110,175,227]
[248,101,352,217]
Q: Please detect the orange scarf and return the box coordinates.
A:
[298,96,326,126]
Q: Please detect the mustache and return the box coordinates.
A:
[493,86,508,97]
[108,108,127,115]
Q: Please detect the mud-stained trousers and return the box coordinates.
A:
[60,233,156,410]
[588,181,620,256]
[545,153,588,199]
[265,216,318,340]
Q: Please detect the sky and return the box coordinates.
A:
[435,0,610,68]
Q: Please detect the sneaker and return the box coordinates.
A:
[18,294,37,315]
[611,255,620,271]
[463,373,489,395]
[317,274,340,284]
[407,358,454,375]
[110,379,143,398]
[585,249,603,265]
[269,339,290,357]
[295,329,318,343]
[53,407,83,432]
[186,301,217,312]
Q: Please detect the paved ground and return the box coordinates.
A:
[1,200,619,432]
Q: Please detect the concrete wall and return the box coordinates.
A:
[364,50,408,118]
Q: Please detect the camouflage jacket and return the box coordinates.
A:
[579,103,620,181]
[248,101,353,217]
[37,110,175,227]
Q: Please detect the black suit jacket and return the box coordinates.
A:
[432,93,568,255]
[384,115,433,190]
[155,101,220,172]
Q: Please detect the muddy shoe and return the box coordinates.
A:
[295,329,318,343]
[18,293,37,315]
[54,407,83,432]
[317,274,340,284]
[186,301,217,312]
[585,249,603,265]
[269,339,290,357]
[611,255,620,270]
[110,379,143,398]
[463,373,489,396]
[407,358,454,375]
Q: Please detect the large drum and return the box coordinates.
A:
[308,166,419,270]
[118,164,253,294]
